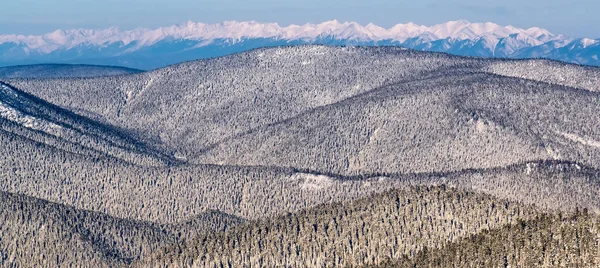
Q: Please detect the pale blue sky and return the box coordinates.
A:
[1,0,598,38]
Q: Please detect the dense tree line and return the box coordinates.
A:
[0,123,410,223]
[0,46,599,267]
[486,59,600,92]
[197,71,600,176]
[3,121,600,226]
[7,47,599,177]
[198,72,575,175]
[6,46,479,164]
[3,180,599,267]
[139,186,543,267]
[0,82,172,166]
[379,212,600,267]
[0,191,243,267]
[3,180,598,267]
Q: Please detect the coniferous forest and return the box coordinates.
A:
[1,46,600,267]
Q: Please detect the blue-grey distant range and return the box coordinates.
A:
[1,20,598,70]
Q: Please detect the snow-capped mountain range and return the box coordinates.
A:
[1,20,598,70]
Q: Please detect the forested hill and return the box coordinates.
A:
[8,46,600,175]
[1,45,599,267]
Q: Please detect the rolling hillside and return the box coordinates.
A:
[1,46,599,267]
[137,186,541,267]
[0,82,172,166]
[379,213,600,267]
[8,46,600,175]
[0,191,244,267]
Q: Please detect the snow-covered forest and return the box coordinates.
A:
[1,46,600,267]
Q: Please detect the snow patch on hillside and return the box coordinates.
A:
[558,131,600,148]
[0,101,63,135]
[291,173,335,190]
[545,144,561,160]
[581,38,598,48]
[474,120,489,133]
[0,84,63,135]
[525,162,538,175]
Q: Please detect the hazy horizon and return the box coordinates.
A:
[1,0,598,38]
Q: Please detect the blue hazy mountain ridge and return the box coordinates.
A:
[1,20,598,70]
[0,64,142,78]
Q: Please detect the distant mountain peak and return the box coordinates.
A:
[0,20,597,70]
[0,20,561,52]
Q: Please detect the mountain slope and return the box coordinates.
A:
[0,81,173,166]
[0,191,167,267]
[7,46,482,158]
[0,64,141,79]
[0,117,406,223]
[381,213,600,267]
[3,117,600,224]
[1,46,600,267]
[0,20,598,69]
[3,104,599,225]
[486,59,600,92]
[139,186,543,267]
[7,47,600,175]
[0,191,244,267]
[195,72,552,175]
